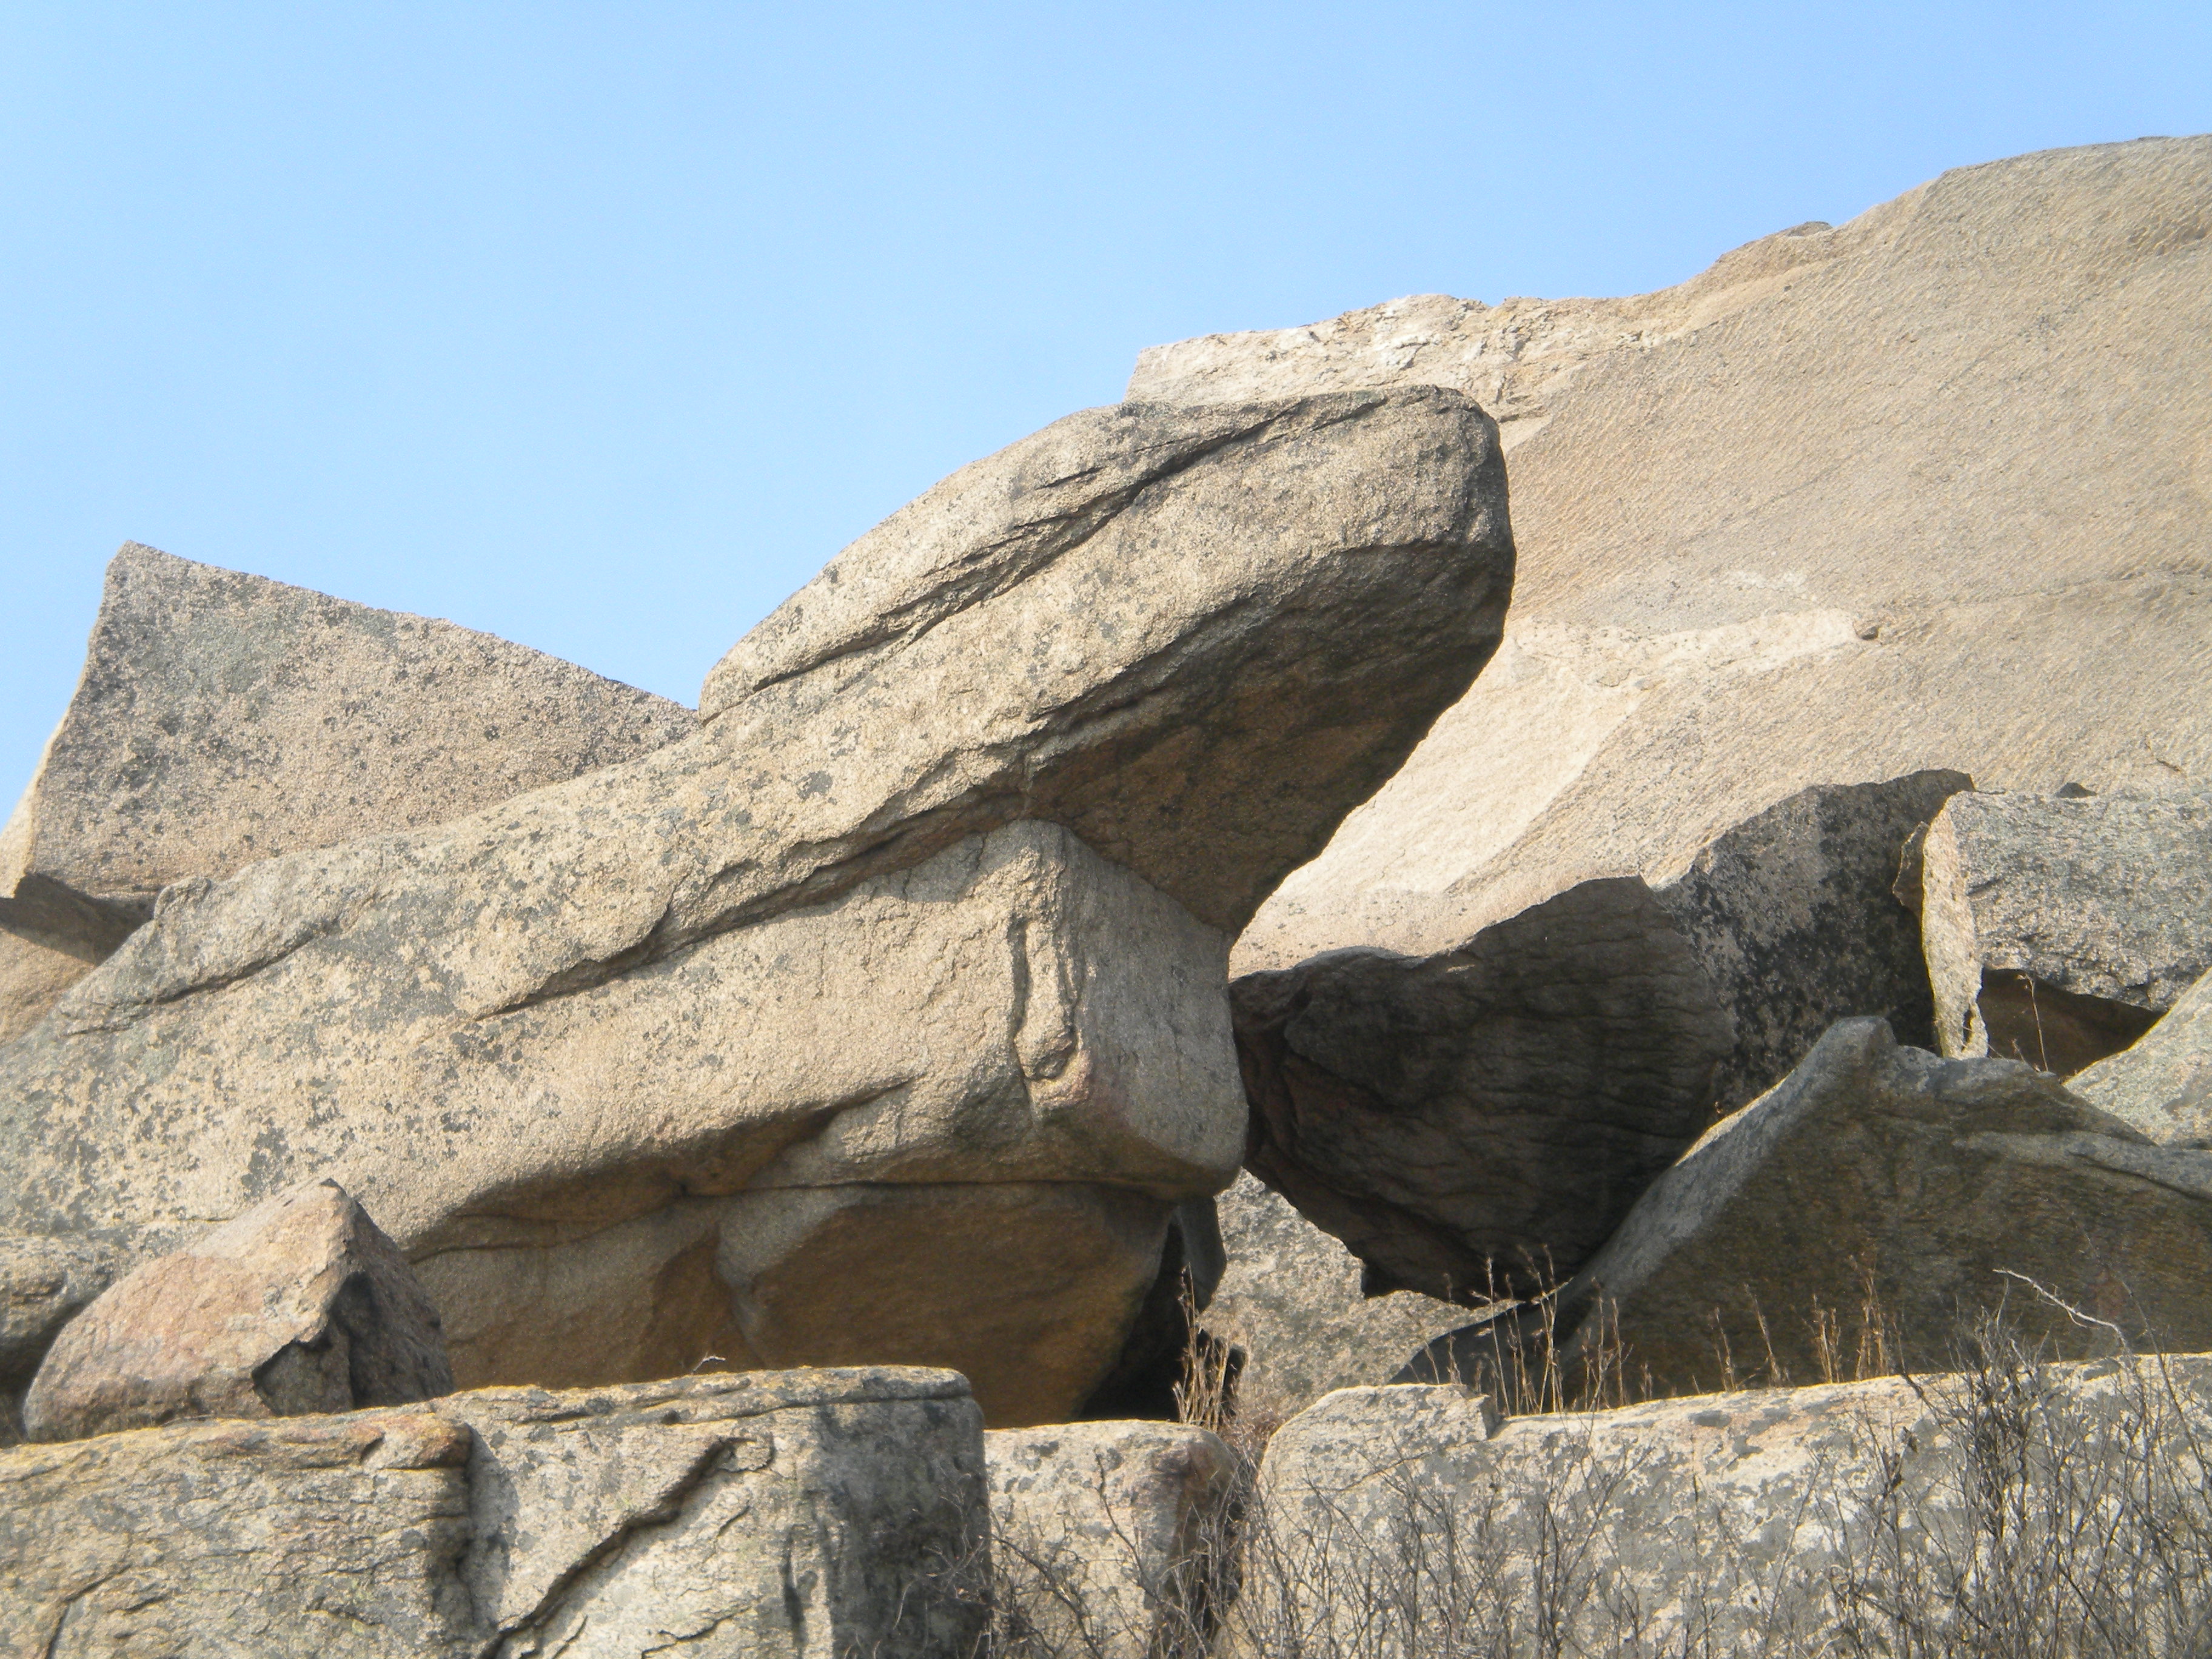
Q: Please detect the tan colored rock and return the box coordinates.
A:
[22,1179,450,1443]
[0,542,694,1043]
[1249,1354,2212,1653]
[0,390,1512,1425]
[1202,1170,1466,1420]
[0,1232,128,1441]
[1920,789,2212,1074]
[0,1366,987,1658]
[1129,138,2212,985]
[2073,970,2212,1145]
[1544,1019,2212,1395]
[988,1419,1236,1659]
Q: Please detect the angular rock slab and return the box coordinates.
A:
[1549,1019,2212,1395]
[1920,789,2212,1074]
[23,1179,451,1443]
[1232,774,1966,1306]
[988,1419,1236,1659]
[1201,1170,1467,1421]
[2073,970,2212,1145]
[2,389,1508,1414]
[0,542,694,1043]
[0,1366,987,1659]
[1202,138,2212,1006]
[1250,1355,2212,1654]
[1235,877,1735,1304]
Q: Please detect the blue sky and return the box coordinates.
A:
[4,4,2209,808]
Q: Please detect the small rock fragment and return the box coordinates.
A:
[22,1179,452,1443]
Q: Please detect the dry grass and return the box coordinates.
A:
[964,1298,2212,1659]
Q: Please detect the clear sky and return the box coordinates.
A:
[4,3,2208,808]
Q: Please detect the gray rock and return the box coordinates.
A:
[1920,790,2212,1074]
[0,1366,985,1658]
[1549,1019,2212,1395]
[1235,877,1734,1305]
[2073,970,2212,1145]
[0,543,695,1043]
[1653,770,1970,1111]
[0,390,1511,1425]
[1183,138,2211,1012]
[22,1179,451,1444]
[988,1419,1236,1659]
[1202,1170,1467,1420]
[1247,1355,2212,1654]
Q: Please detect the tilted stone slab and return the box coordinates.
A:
[0,542,694,1044]
[0,390,1510,1423]
[1543,1019,2212,1395]
[2072,970,2212,1146]
[23,1179,451,1444]
[988,1419,1236,1659]
[1920,789,2212,1075]
[0,1366,986,1659]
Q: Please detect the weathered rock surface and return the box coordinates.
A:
[0,390,1512,1424]
[0,1232,128,1441]
[988,1419,1236,1659]
[1142,138,2212,991]
[1236,877,1733,1304]
[1653,771,1969,1111]
[1248,1355,2212,1653]
[0,542,694,1044]
[1920,789,2212,1074]
[1234,774,1958,1305]
[1538,1019,2212,1395]
[1201,1170,1466,1419]
[22,1179,451,1444]
[0,1366,987,1658]
[2073,970,2212,1146]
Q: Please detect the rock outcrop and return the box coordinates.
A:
[2073,970,2212,1145]
[22,1180,450,1444]
[988,1420,1236,1659]
[1919,789,2212,1074]
[1201,1171,1466,1419]
[1140,133,2210,1043]
[1533,1019,2212,1395]
[1234,774,1960,1304]
[0,390,1513,1426]
[0,543,694,1044]
[1247,1355,2212,1653]
[1,1366,986,1658]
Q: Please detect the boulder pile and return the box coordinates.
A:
[2,132,2210,1656]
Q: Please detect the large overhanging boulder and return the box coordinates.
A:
[0,389,1513,1427]
[0,543,694,1045]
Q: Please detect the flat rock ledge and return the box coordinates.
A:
[1,1366,987,1659]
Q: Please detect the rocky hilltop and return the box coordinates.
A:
[4,135,2210,1656]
